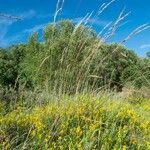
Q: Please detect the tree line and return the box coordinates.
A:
[0,20,150,95]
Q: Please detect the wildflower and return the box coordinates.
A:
[122,145,127,150]
[118,129,122,143]
[140,120,149,133]
[76,126,83,136]
[77,143,82,149]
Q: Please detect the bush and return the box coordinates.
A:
[0,95,150,149]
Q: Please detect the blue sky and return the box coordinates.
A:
[0,0,149,56]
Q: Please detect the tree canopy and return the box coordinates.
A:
[0,20,150,94]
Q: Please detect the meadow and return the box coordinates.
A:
[0,0,150,149]
[0,92,150,150]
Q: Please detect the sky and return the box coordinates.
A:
[0,0,150,56]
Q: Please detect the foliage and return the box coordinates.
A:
[0,20,150,94]
[0,95,150,149]
[0,45,25,89]
[20,21,150,93]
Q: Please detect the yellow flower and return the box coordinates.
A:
[122,145,127,150]
[140,120,149,133]
[76,126,83,135]
[77,143,82,149]
[31,130,36,137]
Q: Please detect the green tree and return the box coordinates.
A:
[21,20,146,93]
[0,45,26,89]
[88,44,139,92]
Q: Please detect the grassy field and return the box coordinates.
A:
[0,0,150,150]
[0,94,150,150]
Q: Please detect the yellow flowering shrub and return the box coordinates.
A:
[0,95,150,149]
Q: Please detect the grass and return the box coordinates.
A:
[0,1,150,150]
[0,94,150,150]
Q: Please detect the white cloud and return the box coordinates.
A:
[0,22,48,47]
[0,10,37,47]
[140,44,150,49]
[0,9,36,21]
[0,18,16,47]
[73,17,109,27]
[18,9,36,20]
[37,14,52,19]
[24,23,48,33]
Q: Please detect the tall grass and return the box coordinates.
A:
[16,0,149,96]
